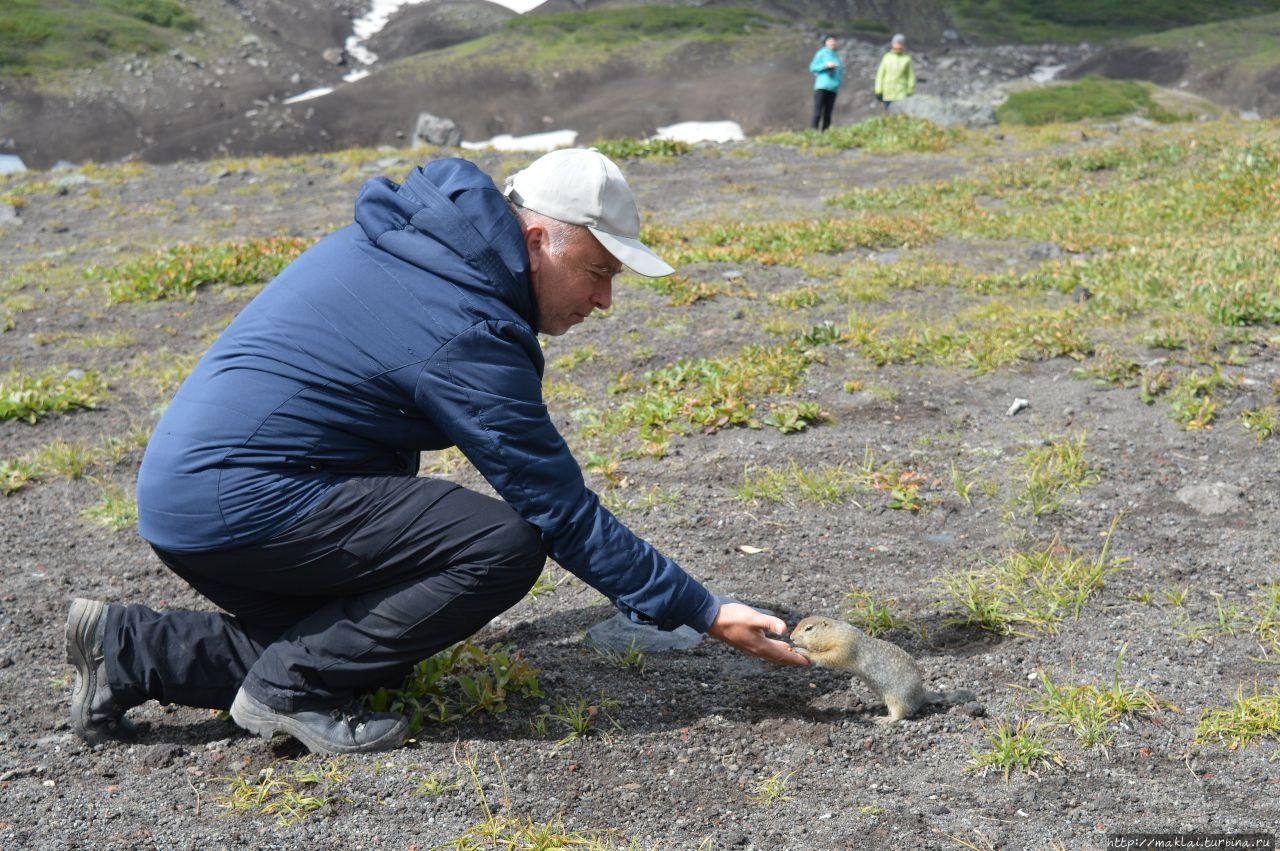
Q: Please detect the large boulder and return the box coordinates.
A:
[412,111,462,148]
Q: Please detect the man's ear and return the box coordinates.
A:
[523,224,545,275]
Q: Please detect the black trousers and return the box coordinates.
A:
[811,88,838,130]
[105,476,545,712]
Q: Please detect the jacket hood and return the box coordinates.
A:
[354,158,535,325]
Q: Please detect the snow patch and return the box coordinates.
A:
[461,129,579,152]
[651,120,744,144]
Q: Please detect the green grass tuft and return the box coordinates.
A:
[996,77,1183,126]
[94,236,314,303]
[0,0,197,75]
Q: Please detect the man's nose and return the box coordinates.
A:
[592,281,613,311]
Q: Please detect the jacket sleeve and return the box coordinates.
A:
[874,56,887,95]
[414,321,721,633]
[809,50,826,75]
[907,57,916,94]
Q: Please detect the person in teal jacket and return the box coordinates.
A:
[808,34,843,131]
[875,33,916,110]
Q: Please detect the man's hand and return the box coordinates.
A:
[707,602,809,667]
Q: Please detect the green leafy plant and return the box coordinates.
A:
[590,137,692,160]
[365,642,542,735]
[95,235,313,303]
[1240,404,1278,441]
[1,368,105,424]
[762,400,829,434]
[0,459,37,496]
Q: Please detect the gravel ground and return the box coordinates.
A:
[1,132,1277,850]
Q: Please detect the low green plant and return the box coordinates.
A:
[1013,432,1100,516]
[1193,685,1280,751]
[735,461,857,505]
[950,460,982,505]
[646,214,929,268]
[746,769,797,805]
[525,564,565,599]
[593,640,646,672]
[414,770,463,796]
[0,0,197,75]
[590,137,691,160]
[0,459,37,496]
[843,587,910,637]
[598,340,819,455]
[1025,651,1170,748]
[1167,367,1233,430]
[1240,405,1278,441]
[996,77,1177,126]
[549,344,599,371]
[1,368,105,424]
[968,718,1063,779]
[855,449,930,512]
[95,235,313,303]
[81,478,138,532]
[365,642,542,735]
[937,525,1126,635]
[435,815,625,851]
[761,400,829,434]
[30,438,99,480]
[1252,584,1280,656]
[216,757,349,826]
[536,692,622,746]
[763,115,959,153]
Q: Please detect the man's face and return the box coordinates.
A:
[892,40,903,52]
[826,37,838,50]
[525,224,620,336]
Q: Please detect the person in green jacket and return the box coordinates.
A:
[808,35,843,131]
[875,33,916,111]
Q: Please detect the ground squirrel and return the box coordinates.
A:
[790,615,975,722]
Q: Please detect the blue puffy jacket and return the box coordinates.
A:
[137,158,719,632]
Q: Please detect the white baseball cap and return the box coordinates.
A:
[503,148,674,277]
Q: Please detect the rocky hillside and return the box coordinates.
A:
[0,0,1276,168]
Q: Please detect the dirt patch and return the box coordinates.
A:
[1,132,1277,849]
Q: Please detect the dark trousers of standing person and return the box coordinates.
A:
[811,88,838,131]
[99,476,546,714]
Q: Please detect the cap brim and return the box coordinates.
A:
[591,228,674,277]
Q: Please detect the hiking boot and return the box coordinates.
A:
[229,688,409,754]
[67,598,136,745]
